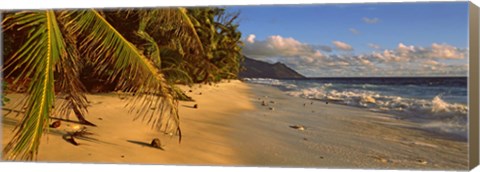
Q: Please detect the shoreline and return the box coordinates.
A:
[1,80,468,169]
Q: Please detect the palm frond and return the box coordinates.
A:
[136,30,162,68]
[2,10,64,160]
[53,11,90,124]
[139,8,217,83]
[170,85,194,102]
[162,67,194,84]
[72,9,181,138]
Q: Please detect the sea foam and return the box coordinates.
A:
[244,78,468,139]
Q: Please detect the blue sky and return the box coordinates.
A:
[228,2,469,77]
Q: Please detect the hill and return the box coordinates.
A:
[239,56,305,79]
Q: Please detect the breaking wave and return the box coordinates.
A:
[244,78,468,138]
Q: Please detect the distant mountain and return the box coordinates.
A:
[239,56,306,79]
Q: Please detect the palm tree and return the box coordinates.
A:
[2,7,244,161]
[1,9,198,160]
[212,9,244,80]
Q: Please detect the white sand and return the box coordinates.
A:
[1,80,468,170]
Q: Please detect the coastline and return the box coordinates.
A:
[1,80,468,169]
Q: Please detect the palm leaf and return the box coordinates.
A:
[2,10,64,160]
[136,29,162,68]
[71,9,181,138]
[53,11,91,124]
[139,8,216,83]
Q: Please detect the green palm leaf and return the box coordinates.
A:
[3,10,64,160]
[54,11,91,125]
[72,9,181,137]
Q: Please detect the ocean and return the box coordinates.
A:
[244,77,468,140]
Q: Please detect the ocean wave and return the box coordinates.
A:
[287,84,466,113]
[287,85,468,138]
[243,78,298,89]
[244,78,468,138]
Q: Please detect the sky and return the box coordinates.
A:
[228,2,470,77]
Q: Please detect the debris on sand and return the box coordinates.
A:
[369,155,392,163]
[416,159,428,165]
[151,138,164,150]
[63,126,94,146]
[63,135,79,146]
[49,120,61,128]
[289,125,305,131]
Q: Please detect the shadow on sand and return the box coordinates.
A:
[126,140,164,150]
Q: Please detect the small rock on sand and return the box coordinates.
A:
[151,138,162,148]
[325,101,329,104]
[269,101,275,104]
[370,155,391,163]
[49,120,61,128]
[269,107,274,111]
[261,101,267,106]
[289,125,305,131]
[193,104,198,109]
[416,159,428,165]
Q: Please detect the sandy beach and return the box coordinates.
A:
[1,80,468,170]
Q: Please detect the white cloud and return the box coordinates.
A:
[368,43,380,49]
[369,43,466,63]
[429,43,465,59]
[362,17,380,24]
[332,41,353,51]
[243,37,467,77]
[423,59,440,66]
[316,45,333,52]
[245,34,256,44]
[358,58,374,68]
[349,28,360,35]
[243,35,324,59]
[397,43,416,53]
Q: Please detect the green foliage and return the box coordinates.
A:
[1,7,243,160]
[2,81,10,106]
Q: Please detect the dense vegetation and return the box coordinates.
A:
[1,7,243,160]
